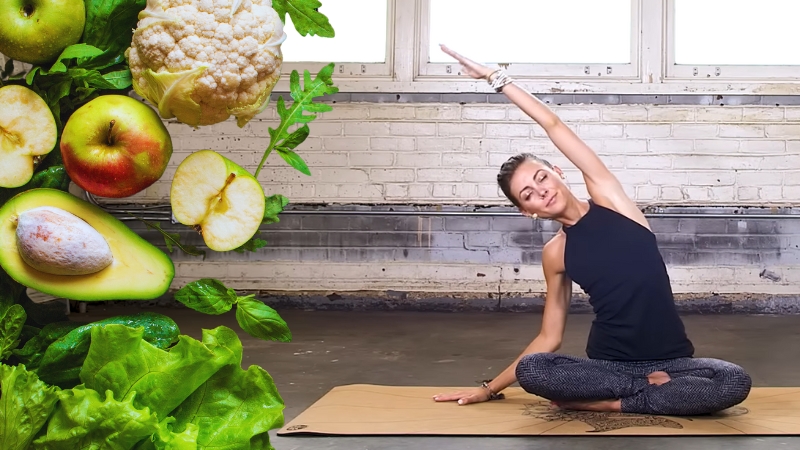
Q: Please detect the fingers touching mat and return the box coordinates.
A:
[277,385,800,436]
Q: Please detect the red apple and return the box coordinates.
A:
[60,95,173,198]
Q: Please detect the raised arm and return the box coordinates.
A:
[440,45,648,228]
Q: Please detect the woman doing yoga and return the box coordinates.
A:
[432,45,752,416]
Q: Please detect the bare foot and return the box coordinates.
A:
[647,371,672,386]
[552,399,622,412]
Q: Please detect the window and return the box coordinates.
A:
[279,0,392,76]
[419,0,639,79]
[667,0,800,78]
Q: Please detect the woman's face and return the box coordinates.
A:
[508,160,569,219]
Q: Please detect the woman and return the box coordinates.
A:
[432,45,752,416]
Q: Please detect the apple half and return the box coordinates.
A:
[171,150,266,252]
[0,85,58,188]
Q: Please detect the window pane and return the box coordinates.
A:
[674,0,800,65]
[281,0,387,63]
[428,0,632,64]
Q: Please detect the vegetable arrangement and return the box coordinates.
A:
[0,0,336,448]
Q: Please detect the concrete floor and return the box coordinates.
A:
[80,305,800,450]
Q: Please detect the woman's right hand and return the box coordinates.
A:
[432,387,492,405]
[439,44,496,80]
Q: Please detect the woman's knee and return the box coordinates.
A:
[718,362,752,405]
[515,353,556,391]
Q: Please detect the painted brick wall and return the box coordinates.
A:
[119,97,800,208]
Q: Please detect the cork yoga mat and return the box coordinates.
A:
[277,385,800,436]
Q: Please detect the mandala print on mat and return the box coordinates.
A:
[522,401,684,433]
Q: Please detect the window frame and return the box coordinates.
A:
[663,0,800,81]
[269,0,800,95]
[416,0,643,81]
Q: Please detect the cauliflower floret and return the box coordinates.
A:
[126,0,286,127]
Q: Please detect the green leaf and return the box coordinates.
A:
[137,218,206,258]
[31,386,159,450]
[80,324,242,420]
[81,0,148,69]
[0,166,70,206]
[235,297,292,342]
[169,362,285,449]
[12,321,82,371]
[101,69,133,89]
[254,63,338,178]
[0,305,26,361]
[263,194,289,224]
[232,233,269,253]
[277,149,311,176]
[47,44,105,73]
[0,363,61,450]
[272,0,335,37]
[135,417,199,450]
[174,279,238,315]
[37,312,181,388]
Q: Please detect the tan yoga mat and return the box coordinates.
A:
[277,385,800,436]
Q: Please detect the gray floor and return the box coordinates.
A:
[81,305,800,450]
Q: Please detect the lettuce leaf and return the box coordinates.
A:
[31,386,159,450]
[80,324,241,420]
[169,363,285,449]
[0,304,26,360]
[133,417,199,450]
[12,321,82,370]
[0,363,60,450]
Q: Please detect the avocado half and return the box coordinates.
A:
[0,188,175,301]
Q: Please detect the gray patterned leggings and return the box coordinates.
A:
[515,353,752,416]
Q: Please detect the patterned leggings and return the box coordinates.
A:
[515,353,752,416]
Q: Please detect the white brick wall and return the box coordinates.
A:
[121,102,800,207]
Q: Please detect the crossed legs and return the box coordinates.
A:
[515,353,752,416]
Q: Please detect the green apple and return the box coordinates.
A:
[0,85,58,188]
[171,150,266,252]
[0,0,86,65]
[60,95,173,198]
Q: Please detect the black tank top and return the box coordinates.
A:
[563,200,694,361]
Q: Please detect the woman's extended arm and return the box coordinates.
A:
[439,45,647,226]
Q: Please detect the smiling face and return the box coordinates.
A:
[505,159,571,219]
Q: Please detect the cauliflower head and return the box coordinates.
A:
[126,0,286,127]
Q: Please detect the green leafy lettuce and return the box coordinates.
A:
[31,386,159,450]
[80,324,241,420]
[0,364,60,450]
[0,305,26,360]
[36,312,180,388]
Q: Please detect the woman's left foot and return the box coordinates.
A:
[551,399,622,412]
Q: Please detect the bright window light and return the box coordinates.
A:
[674,0,800,65]
[281,0,388,63]
[428,0,632,64]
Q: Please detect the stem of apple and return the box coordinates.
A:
[107,120,116,145]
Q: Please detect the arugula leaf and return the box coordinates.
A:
[0,305,26,361]
[278,148,311,176]
[31,386,159,450]
[0,363,60,450]
[169,363,284,449]
[263,194,289,224]
[174,279,238,315]
[232,232,268,253]
[253,63,338,178]
[236,296,292,342]
[137,218,206,258]
[272,0,335,37]
[80,324,242,420]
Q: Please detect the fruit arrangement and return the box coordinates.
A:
[0,0,336,448]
